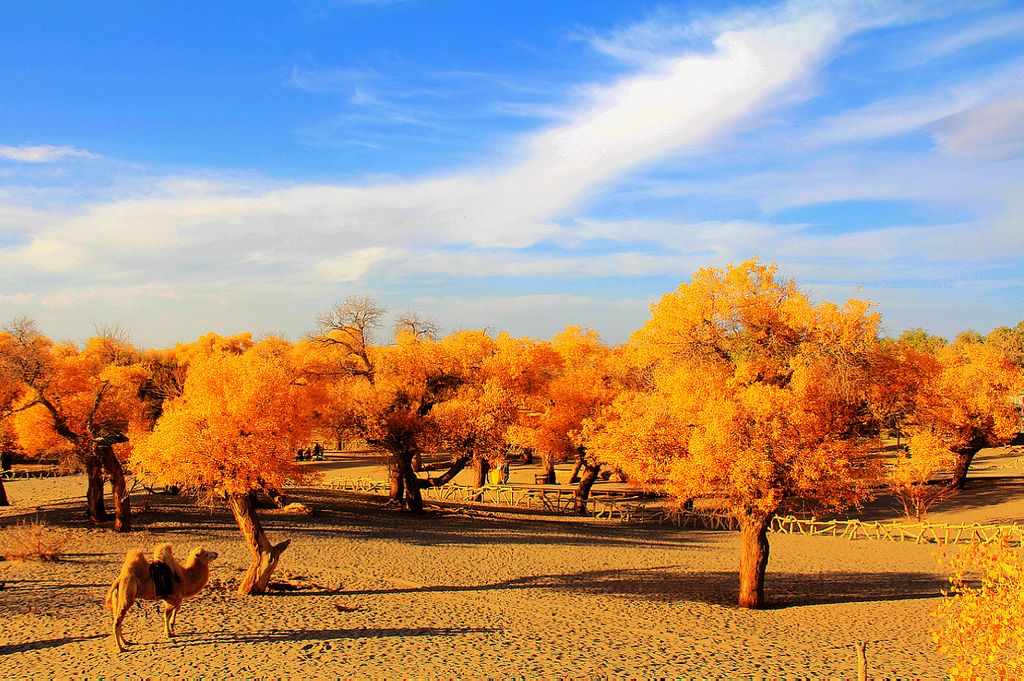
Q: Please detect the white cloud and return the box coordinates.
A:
[6,0,1018,345]
[2,0,852,283]
[0,145,97,163]
[316,247,393,282]
[914,9,1024,63]
[932,94,1024,161]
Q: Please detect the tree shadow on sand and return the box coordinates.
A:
[831,476,1024,523]
[112,487,699,551]
[339,565,946,609]
[0,634,106,655]
[180,626,496,645]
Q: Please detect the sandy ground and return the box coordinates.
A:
[1,448,1021,679]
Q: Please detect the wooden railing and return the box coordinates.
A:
[1,467,65,481]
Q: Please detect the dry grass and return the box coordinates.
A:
[0,516,72,561]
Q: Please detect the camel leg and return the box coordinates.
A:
[163,603,176,638]
[112,581,136,652]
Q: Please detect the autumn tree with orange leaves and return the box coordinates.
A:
[508,326,617,513]
[0,319,149,531]
[132,336,311,594]
[428,330,511,492]
[310,297,466,513]
[907,339,1022,490]
[580,260,882,608]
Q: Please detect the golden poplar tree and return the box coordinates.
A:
[1,320,148,531]
[132,337,310,594]
[580,260,881,608]
[908,339,1022,490]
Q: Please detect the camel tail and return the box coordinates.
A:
[105,579,119,611]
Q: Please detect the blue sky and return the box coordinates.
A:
[1,0,1022,347]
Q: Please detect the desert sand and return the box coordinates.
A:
[1,448,1021,679]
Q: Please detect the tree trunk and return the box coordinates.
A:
[412,450,422,472]
[473,458,490,487]
[388,463,404,505]
[522,449,534,465]
[0,477,8,506]
[471,458,490,502]
[397,453,423,513]
[85,456,108,523]
[542,452,556,485]
[568,454,584,485]
[228,491,291,595]
[419,453,472,488]
[573,463,601,515]
[949,447,981,490]
[737,512,773,609]
[97,444,131,532]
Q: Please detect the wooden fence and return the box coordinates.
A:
[1,467,65,481]
[666,509,1024,546]
[316,476,1024,546]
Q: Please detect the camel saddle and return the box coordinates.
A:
[149,560,180,598]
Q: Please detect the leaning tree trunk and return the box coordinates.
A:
[97,444,131,532]
[568,453,584,485]
[737,511,773,609]
[949,446,982,491]
[418,452,472,488]
[573,462,601,515]
[85,456,108,523]
[228,491,291,595]
[471,458,490,501]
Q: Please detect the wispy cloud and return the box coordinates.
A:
[0,145,97,163]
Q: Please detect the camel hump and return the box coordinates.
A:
[120,550,149,579]
[152,542,175,564]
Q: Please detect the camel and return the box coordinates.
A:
[105,543,218,652]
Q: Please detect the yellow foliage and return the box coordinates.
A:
[910,341,1023,453]
[888,432,956,520]
[933,538,1024,680]
[132,338,311,496]
[582,259,882,517]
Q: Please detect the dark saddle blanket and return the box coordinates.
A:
[149,561,180,598]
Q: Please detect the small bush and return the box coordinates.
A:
[0,517,72,561]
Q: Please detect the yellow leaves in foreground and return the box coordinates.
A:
[933,538,1024,680]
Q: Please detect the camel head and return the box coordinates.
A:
[186,547,219,568]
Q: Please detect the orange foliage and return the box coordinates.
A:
[907,339,1023,488]
[579,259,883,607]
[932,538,1024,679]
[132,337,310,496]
[585,259,881,514]
[911,341,1021,451]
[522,326,615,465]
[430,330,510,461]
